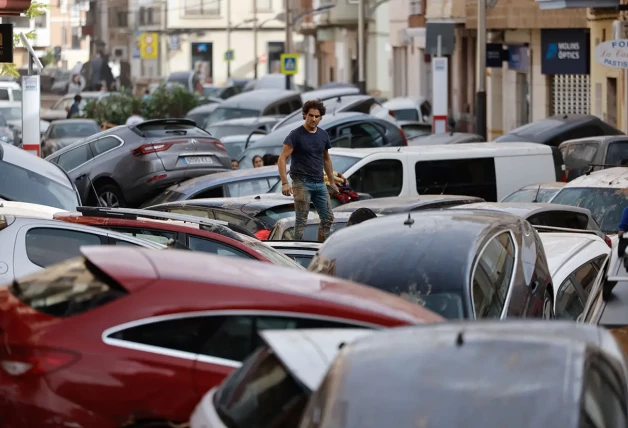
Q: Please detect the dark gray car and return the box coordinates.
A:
[239,112,406,169]
[206,116,283,139]
[205,89,302,126]
[185,102,222,128]
[41,119,101,157]
[0,142,81,211]
[45,119,231,208]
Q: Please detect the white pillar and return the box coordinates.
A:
[487,67,503,141]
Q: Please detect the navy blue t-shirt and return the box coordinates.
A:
[284,125,331,183]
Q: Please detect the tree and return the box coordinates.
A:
[0,1,48,77]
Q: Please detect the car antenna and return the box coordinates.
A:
[403,213,414,227]
[532,184,541,203]
[79,173,105,207]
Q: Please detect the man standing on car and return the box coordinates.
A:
[278,99,338,241]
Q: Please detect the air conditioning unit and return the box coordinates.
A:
[112,45,128,60]
[613,20,628,40]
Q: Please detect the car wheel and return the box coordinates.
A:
[96,183,127,208]
[542,288,554,320]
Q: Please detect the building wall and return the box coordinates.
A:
[465,0,586,29]
[370,2,391,98]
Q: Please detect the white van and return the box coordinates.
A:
[326,143,558,201]
[0,81,22,102]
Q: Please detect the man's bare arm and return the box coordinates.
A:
[278,145,294,184]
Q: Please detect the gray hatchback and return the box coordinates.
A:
[46,119,231,208]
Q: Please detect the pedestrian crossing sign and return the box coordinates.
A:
[280,54,298,75]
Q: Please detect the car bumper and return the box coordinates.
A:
[190,388,228,428]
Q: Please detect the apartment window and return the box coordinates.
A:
[59,0,68,13]
[409,0,422,15]
[255,0,272,11]
[34,13,47,28]
[184,0,220,15]
[71,27,80,49]
[116,11,128,27]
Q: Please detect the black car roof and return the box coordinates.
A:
[169,195,295,215]
[327,321,619,427]
[312,210,522,294]
[333,195,485,214]
[219,89,300,109]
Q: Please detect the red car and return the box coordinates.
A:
[53,208,303,269]
[0,246,442,428]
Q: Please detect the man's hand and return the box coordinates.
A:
[329,182,339,194]
[282,183,293,196]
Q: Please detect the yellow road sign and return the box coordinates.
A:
[140,32,159,60]
[280,54,298,75]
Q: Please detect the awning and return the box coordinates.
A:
[536,0,618,9]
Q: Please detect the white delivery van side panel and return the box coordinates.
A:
[494,154,555,200]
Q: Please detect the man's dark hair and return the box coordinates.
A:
[263,154,279,166]
[347,208,377,227]
[74,94,82,102]
[302,99,326,117]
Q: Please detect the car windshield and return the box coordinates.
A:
[0,160,80,211]
[50,122,100,138]
[239,145,284,169]
[502,188,560,203]
[12,88,22,101]
[0,107,20,120]
[203,87,223,97]
[256,205,303,226]
[247,241,305,269]
[282,222,348,241]
[133,122,211,138]
[206,107,261,126]
[330,154,361,174]
[402,124,432,139]
[550,187,628,234]
[214,346,309,428]
[224,140,247,159]
[207,124,253,139]
[393,108,419,121]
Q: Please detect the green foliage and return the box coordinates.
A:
[82,85,201,126]
[0,2,49,77]
[40,49,56,67]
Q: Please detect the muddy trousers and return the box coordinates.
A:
[292,178,334,242]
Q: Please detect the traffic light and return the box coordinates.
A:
[0,0,31,16]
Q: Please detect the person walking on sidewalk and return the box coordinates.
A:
[278,99,338,241]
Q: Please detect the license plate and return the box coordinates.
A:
[183,156,215,165]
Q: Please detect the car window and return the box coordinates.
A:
[187,236,253,258]
[277,102,292,115]
[108,227,175,246]
[573,259,603,296]
[605,140,628,166]
[51,122,100,139]
[348,159,403,198]
[211,210,262,233]
[526,211,590,230]
[582,361,628,428]
[25,228,103,268]
[290,255,314,268]
[550,187,628,234]
[329,154,361,174]
[160,206,215,219]
[90,137,121,156]
[561,142,600,181]
[334,123,385,149]
[501,188,560,203]
[393,108,419,121]
[10,257,128,317]
[555,277,585,320]
[547,126,604,147]
[56,144,94,171]
[416,158,497,201]
[133,121,211,138]
[226,178,272,197]
[0,88,10,101]
[205,107,260,126]
[472,232,515,318]
[256,204,313,226]
[12,88,21,101]
[282,222,347,241]
[194,186,225,199]
[402,124,432,139]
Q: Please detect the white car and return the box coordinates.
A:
[189,328,373,428]
[0,201,69,219]
[540,232,610,320]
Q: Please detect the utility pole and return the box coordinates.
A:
[357,0,366,94]
[253,0,258,79]
[284,0,293,90]
[226,0,231,78]
[475,0,487,140]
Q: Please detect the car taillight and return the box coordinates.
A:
[388,110,395,118]
[399,128,408,146]
[605,235,612,248]
[212,140,226,151]
[560,170,568,182]
[254,229,271,240]
[131,142,176,156]
[0,346,79,377]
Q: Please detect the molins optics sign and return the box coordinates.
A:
[541,29,589,75]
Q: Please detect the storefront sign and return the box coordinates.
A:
[541,29,589,75]
[486,43,504,68]
[508,45,529,72]
[594,39,628,69]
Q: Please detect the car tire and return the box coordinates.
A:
[542,288,554,320]
[96,183,127,208]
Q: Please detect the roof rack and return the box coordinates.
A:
[75,206,256,241]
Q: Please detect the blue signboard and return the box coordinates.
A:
[541,29,589,75]
[508,45,529,72]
